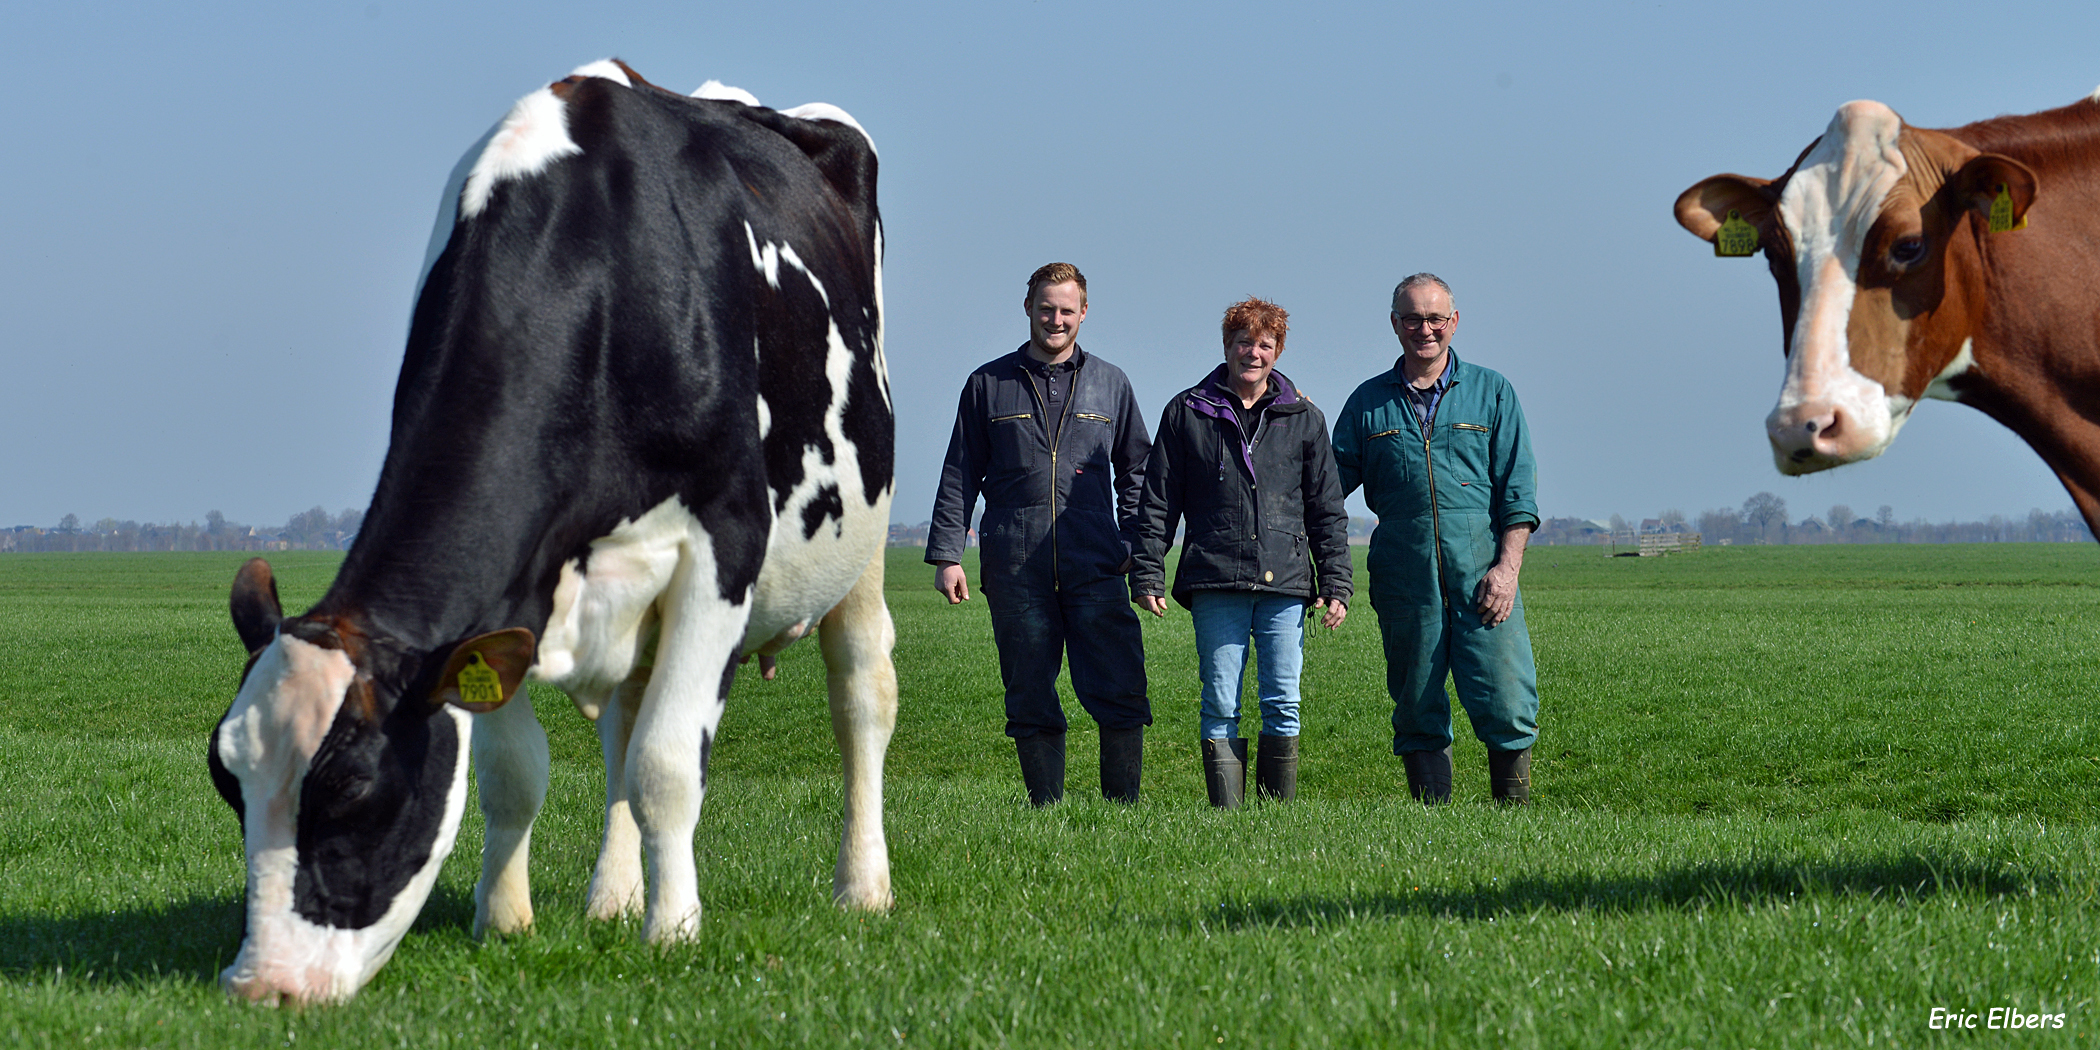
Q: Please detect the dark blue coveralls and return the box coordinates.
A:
[927,345,1153,738]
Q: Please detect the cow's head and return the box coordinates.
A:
[1675,100,2036,473]
[207,558,534,1004]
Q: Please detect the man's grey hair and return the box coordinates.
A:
[1391,272,1455,313]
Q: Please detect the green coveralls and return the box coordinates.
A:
[1332,352,1541,754]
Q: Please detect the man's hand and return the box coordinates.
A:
[1311,597,1348,630]
[1472,564,1519,627]
[1471,524,1532,628]
[934,561,971,604]
[1137,594,1169,617]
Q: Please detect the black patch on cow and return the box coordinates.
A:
[717,648,740,706]
[800,483,845,540]
[699,728,713,792]
[207,723,245,824]
[291,699,460,930]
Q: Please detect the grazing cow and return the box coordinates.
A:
[1674,89,2100,530]
[206,59,896,1004]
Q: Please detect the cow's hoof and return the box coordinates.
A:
[642,907,701,944]
[833,881,895,912]
[585,868,644,921]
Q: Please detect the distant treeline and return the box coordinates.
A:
[2,507,364,553]
[1533,493,2094,547]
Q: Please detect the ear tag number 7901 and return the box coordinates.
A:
[458,653,503,706]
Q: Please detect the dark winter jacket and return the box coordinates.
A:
[1131,365,1353,609]
[926,345,1151,592]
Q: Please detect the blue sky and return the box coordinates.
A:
[7,1,2099,530]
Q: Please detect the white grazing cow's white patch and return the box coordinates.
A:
[217,636,355,795]
[870,223,890,410]
[569,59,631,87]
[222,707,473,1004]
[757,394,774,440]
[745,222,782,289]
[534,498,693,713]
[692,80,761,106]
[461,88,580,219]
[2089,84,2100,104]
[780,102,879,156]
[1771,100,1908,461]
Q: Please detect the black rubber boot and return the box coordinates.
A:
[1402,745,1453,804]
[1488,746,1532,805]
[1202,737,1248,810]
[1099,726,1144,804]
[1015,731,1066,807]
[1255,734,1299,801]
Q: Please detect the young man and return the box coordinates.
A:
[1331,273,1541,804]
[926,263,1153,805]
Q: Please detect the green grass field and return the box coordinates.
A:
[0,545,2094,1047]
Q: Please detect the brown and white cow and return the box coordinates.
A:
[208,60,896,1003]
[1675,89,2100,530]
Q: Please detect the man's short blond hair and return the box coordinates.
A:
[1027,262,1088,303]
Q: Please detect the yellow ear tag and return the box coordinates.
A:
[1714,210,1759,257]
[457,652,503,706]
[1988,184,2027,232]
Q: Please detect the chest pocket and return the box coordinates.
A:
[989,411,1037,471]
[1442,420,1492,476]
[1066,411,1115,472]
[1366,425,1416,485]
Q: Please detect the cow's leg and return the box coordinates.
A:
[472,687,549,937]
[585,674,647,921]
[821,549,897,911]
[627,541,750,942]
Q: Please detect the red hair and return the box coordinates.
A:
[1221,297,1288,352]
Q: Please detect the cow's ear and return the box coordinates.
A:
[1951,153,2038,228]
[1675,174,1776,242]
[230,558,282,654]
[429,628,537,713]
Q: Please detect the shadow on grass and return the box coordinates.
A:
[0,884,476,987]
[1191,853,2060,932]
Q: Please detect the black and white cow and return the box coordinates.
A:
[207,59,896,1004]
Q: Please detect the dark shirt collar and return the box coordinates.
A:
[1396,354,1453,396]
[1019,343,1086,373]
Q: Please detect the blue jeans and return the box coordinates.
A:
[1191,590,1305,740]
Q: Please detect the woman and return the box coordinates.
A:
[1132,298,1353,807]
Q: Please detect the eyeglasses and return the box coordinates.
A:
[1396,314,1454,331]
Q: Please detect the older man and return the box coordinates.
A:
[1331,273,1540,804]
[927,263,1153,805]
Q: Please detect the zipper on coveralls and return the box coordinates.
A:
[1418,395,1447,611]
[1026,365,1078,588]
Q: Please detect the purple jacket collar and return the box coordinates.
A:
[1184,365,1306,482]
[1184,364,1304,420]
